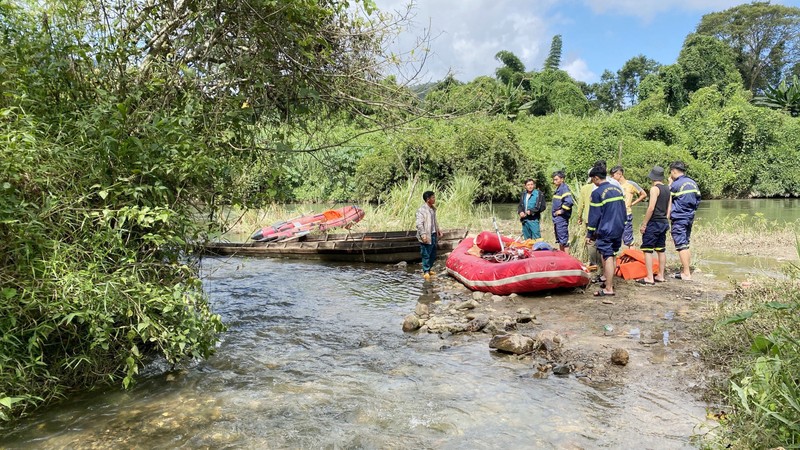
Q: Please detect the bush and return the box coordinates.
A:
[354,117,544,202]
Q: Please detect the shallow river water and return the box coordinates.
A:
[1,257,708,449]
[5,198,797,448]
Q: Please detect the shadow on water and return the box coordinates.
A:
[2,257,707,449]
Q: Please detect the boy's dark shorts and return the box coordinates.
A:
[641,221,669,253]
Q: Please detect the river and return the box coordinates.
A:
[1,199,797,448]
[1,257,706,448]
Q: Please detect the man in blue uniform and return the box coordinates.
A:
[668,161,701,280]
[551,171,574,251]
[586,164,626,297]
[517,178,546,241]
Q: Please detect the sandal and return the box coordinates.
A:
[654,278,666,283]
[593,290,615,297]
[635,279,655,286]
[591,276,607,284]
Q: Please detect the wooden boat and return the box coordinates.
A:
[446,237,591,295]
[203,229,469,263]
[250,205,365,241]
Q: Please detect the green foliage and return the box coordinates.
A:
[590,70,624,112]
[696,2,800,92]
[701,270,800,448]
[618,54,661,105]
[424,76,502,116]
[678,33,742,94]
[754,75,800,117]
[495,50,526,86]
[543,35,563,71]
[0,0,414,422]
[354,117,543,202]
[678,87,800,197]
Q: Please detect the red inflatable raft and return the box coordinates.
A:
[250,205,365,242]
[445,236,591,295]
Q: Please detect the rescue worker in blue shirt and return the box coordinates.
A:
[551,171,574,251]
[668,161,701,281]
[586,164,626,297]
[517,178,546,241]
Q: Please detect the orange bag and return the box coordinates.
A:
[615,249,659,280]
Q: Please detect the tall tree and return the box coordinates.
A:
[696,2,800,92]
[495,50,526,86]
[618,55,661,106]
[543,35,563,71]
[678,33,743,93]
[590,70,623,112]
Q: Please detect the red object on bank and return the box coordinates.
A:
[445,237,592,295]
[250,205,365,242]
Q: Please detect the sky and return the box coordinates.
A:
[373,0,800,84]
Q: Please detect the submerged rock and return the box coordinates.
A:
[402,314,421,332]
[414,303,429,317]
[489,334,535,355]
[552,364,572,375]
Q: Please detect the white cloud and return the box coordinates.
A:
[562,58,597,83]
[582,0,749,21]
[374,0,559,82]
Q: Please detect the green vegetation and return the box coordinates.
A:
[1,0,799,434]
[279,2,800,203]
[0,0,416,422]
[701,248,800,448]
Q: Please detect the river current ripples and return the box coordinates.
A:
[1,256,707,449]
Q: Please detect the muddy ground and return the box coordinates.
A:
[407,261,731,393]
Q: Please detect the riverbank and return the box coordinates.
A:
[400,259,730,445]
[400,223,799,447]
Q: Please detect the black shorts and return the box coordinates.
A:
[642,221,668,253]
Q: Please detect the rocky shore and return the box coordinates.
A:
[402,264,726,387]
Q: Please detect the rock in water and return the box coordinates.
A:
[611,348,629,366]
[465,315,489,332]
[489,334,535,355]
[402,314,421,332]
[552,364,572,375]
[414,303,429,317]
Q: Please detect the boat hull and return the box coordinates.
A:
[203,229,468,264]
[446,238,591,295]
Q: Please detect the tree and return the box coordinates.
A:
[696,2,800,92]
[618,55,661,106]
[677,34,743,93]
[495,50,526,86]
[591,70,624,112]
[543,35,563,71]
[0,0,426,421]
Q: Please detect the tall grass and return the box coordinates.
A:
[700,236,800,448]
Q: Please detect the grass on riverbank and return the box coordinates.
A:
[699,239,800,448]
[692,214,800,260]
